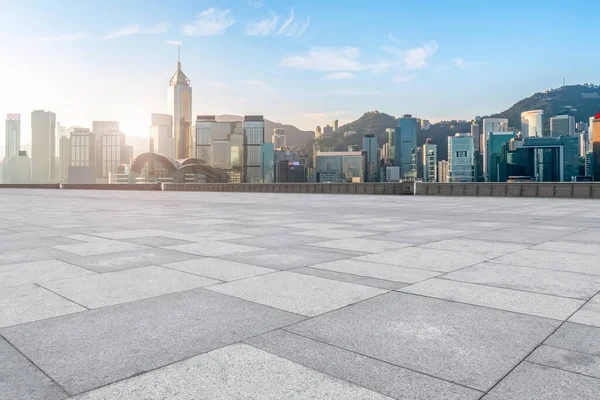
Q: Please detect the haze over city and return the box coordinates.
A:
[1,0,598,143]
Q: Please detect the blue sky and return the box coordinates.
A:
[0,0,598,143]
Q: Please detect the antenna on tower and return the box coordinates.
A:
[178,44,181,63]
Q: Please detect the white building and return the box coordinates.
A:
[481,118,508,180]
[273,128,286,149]
[31,110,56,182]
[100,132,121,178]
[212,140,232,170]
[422,139,437,182]
[421,119,431,130]
[521,110,544,137]
[150,114,175,159]
[195,116,233,166]
[168,49,192,159]
[447,133,474,182]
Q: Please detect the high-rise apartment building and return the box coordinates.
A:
[273,128,286,149]
[69,128,95,183]
[386,128,395,163]
[315,126,322,139]
[322,125,334,136]
[550,115,575,137]
[31,110,56,182]
[521,110,544,137]
[195,116,235,167]
[58,136,71,182]
[244,115,265,183]
[592,115,600,181]
[487,132,517,182]
[150,114,175,159]
[5,114,20,160]
[447,133,474,182]
[92,121,119,178]
[481,118,508,180]
[100,132,121,179]
[421,119,431,130]
[438,160,448,183]
[394,114,417,179]
[333,120,339,132]
[422,139,437,182]
[168,51,192,159]
[362,134,379,182]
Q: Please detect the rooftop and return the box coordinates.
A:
[1,189,599,399]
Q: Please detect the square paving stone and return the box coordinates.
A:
[0,289,304,395]
[482,362,600,400]
[442,262,600,300]
[545,322,600,356]
[246,330,483,400]
[527,345,600,379]
[309,238,412,253]
[561,229,600,244]
[0,247,69,266]
[533,241,600,256]
[0,259,95,288]
[401,278,584,320]
[219,246,359,270]
[225,233,323,248]
[55,248,200,273]
[311,259,441,284]
[292,267,409,290]
[208,271,386,317]
[163,257,276,281]
[293,229,378,239]
[40,266,220,308]
[123,236,196,247]
[420,239,529,258]
[166,241,263,257]
[357,247,488,272]
[288,292,560,391]
[492,249,600,276]
[71,344,391,400]
[286,222,351,230]
[569,294,600,327]
[0,285,85,328]
[52,240,149,256]
[0,337,68,400]
[93,229,175,240]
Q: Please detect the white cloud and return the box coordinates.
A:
[326,88,389,96]
[393,74,416,83]
[280,46,369,72]
[382,40,438,70]
[248,0,264,7]
[246,9,309,38]
[276,9,295,35]
[323,72,356,80]
[165,40,182,46]
[452,57,486,69]
[40,32,88,42]
[246,12,280,36]
[103,22,168,40]
[182,8,236,36]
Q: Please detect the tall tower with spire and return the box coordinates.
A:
[168,46,192,159]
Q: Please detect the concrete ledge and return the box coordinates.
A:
[506,184,522,197]
[0,184,60,189]
[62,184,161,191]
[554,183,574,198]
[521,184,539,197]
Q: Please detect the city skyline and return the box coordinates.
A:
[1,0,599,145]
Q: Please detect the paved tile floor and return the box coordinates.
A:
[1,189,600,399]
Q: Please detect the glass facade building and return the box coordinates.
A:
[362,134,379,182]
[481,118,508,180]
[448,133,475,182]
[315,151,365,183]
[521,110,544,137]
[592,118,600,181]
[394,115,417,179]
[244,116,265,183]
[487,132,517,182]
[101,133,121,178]
[260,143,275,183]
[31,110,56,182]
[550,115,575,137]
[150,114,175,159]
[422,140,437,182]
[168,57,192,159]
[70,129,93,167]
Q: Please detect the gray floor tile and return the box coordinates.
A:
[225,233,322,248]
[442,262,600,300]
[309,238,412,253]
[0,337,68,400]
[533,241,600,256]
[71,344,392,400]
[291,267,409,290]
[288,292,560,391]
[123,236,195,247]
[246,330,483,400]
[493,249,600,276]
[0,285,85,328]
[401,278,584,320]
[208,271,386,316]
[40,266,220,308]
[293,229,379,239]
[220,246,359,270]
[528,345,600,379]
[52,240,149,256]
[0,289,303,394]
[545,322,600,356]
[286,222,351,230]
[561,229,600,244]
[310,259,441,284]
[357,247,488,272]
[164,257,276,281]
[93,229,176,240]
[166,241,263,257]
[483,362,600,400]
[569,295,600,327]
[420,239,529,258]
[0,259,95,288]
[0,247,69,266]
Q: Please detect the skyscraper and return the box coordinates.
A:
[481,118,508,180]
[92,121,119,178]
[550,115,575,137]
[422,138,437,182]
[5,114,20,160]
[592,115,600,181]
[521,110,544,137]
[315,126,322,139]
[150,114,175,158]
[195,116,233,166]
[362,134,378,182]
[333,120,339,132]
[31,110,56,183]
[168,49,192,159]
[394,114,417,179]
[448,133,474,182]
[244,115,265,182]
[273,128,286,149]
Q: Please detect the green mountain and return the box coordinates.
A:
[297,84,600,162]
[216,115,314,147]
